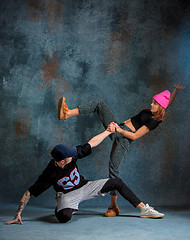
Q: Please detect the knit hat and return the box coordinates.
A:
[153,90,171,109]
[51,144,77,161]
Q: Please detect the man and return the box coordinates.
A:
[5,124,164,224]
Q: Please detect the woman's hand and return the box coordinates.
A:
[167,83,186,108]
[174,83,186,90]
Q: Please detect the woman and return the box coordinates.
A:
[57,83,185,217]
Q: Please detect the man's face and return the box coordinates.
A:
[56,157,72,168]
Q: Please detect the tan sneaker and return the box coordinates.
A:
[104,205,120,217]
[58,97,69,120]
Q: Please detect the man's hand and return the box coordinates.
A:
[4,213,23,225]
[4,190,30,225]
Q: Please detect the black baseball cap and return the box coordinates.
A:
[51,144,77,161]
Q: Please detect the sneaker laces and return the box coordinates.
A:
[147,207,160,215]
[146,204,154,210]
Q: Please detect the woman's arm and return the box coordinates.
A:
[4,190,31,225]
[167,83,186,108]
[115,125,149,141]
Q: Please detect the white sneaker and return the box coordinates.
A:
[140,204,164,218]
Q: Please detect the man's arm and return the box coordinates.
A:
[88,129,113,148]
[4,190,31,225]
[167,83,185,108]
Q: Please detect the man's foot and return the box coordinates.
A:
[140,204,164,218]
[58,97,69,120]
[104,205,120,217]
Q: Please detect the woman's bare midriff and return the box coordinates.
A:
[123,119,136,132]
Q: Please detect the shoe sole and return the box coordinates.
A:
[104,214,117,217]
[58,97,67,120]
[140,214,164,218]
[104,206,120,217]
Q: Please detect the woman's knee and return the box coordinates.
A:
[95,99,107,110]
[55,208,72,223]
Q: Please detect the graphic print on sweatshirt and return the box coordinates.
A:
[57,167,80,190]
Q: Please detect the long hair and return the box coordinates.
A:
[152,105,165,121]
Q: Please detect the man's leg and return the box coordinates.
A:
[55,208,73,223]
[55,190,82,223]
[100,178,141,207]
[100,178,165,218]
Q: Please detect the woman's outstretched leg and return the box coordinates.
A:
[58,97,117,132]
[78,100,117,130]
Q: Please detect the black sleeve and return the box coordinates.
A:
[28,167,52,197]
[131,111,143,130]
[76,143,92,159]
[144,119,161,131]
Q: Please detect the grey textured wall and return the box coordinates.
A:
[0,0,190,207]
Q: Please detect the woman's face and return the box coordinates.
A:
[151,99,160,114]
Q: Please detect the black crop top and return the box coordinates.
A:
[131,110,162,131]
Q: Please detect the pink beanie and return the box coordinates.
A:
[153,90,171,109]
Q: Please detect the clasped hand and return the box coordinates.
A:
[107,122,120,133]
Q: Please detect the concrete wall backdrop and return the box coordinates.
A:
[0,0,190,207]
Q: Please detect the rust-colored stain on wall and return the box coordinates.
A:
[55,73,72,102]
[103,9,131,74]
[14,108,30,140]
[40,53,60,89]
[39,53,72,102]
[28,0,44,21]
[151,76,168,92]
[28,0,64,31]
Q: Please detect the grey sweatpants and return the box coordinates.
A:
[78,100,133,196]
[56,179,109,211]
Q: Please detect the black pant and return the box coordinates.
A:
[100,178,141,207]
[55,178,141,223]
[55,208,73,223]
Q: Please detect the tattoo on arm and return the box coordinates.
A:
[14,190,31,220]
